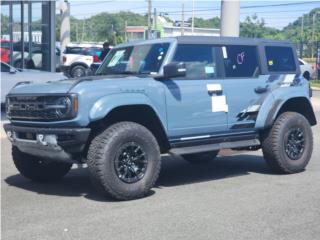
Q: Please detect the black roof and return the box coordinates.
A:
[174,36,292,46]
[118,35,293,48]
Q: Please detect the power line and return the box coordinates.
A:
[157,1,320,14]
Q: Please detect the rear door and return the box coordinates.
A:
[219,45,269,130]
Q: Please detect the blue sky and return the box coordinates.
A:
[66,0,320,29]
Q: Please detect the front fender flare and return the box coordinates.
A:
[89,93,167,129]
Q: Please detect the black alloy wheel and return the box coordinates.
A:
[114,142,148,183]
[284,128,305,160]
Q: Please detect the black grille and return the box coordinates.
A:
[7,95,70,121]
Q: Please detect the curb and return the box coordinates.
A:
[311,87,320,91]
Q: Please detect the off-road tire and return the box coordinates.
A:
[12,147,72,181]
[182,150,219,164]
[87,122,161,200]
[262,112,313,174]
[70,65,87,78]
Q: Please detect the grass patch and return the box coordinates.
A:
[311,80,320,88]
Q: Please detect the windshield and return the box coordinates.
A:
[96,43,170,75]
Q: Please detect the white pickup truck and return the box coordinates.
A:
[60,43,103,78]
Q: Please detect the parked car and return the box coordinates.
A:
[61,43,103,78]
[4,36,317,201]
[0,47,10,63]
[299,58,316,80]
[0,40,14,63]
[12,42,61,71]
[0,62,66,104]
[89,62,102,75]
[1,41,61,71]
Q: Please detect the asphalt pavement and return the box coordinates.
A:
[1,91,320,240]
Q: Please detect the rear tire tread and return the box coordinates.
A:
[262,112,313,174]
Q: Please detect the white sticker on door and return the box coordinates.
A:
[211,95,229,112]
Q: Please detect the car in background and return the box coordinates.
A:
[12,42,61,71]
[61,43,103,78]
[299,58,316,80]
[0,62,66,104]
[0,40,14,63]
[1,41,60,71]
[0,47,10,63]
[88,62,102,75]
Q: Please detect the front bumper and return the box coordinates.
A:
[3,124,91,163]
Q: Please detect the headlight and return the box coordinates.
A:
[54,96,72,117]
[45,94,78,119]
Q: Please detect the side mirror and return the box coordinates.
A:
[9,68,17,74]
[162,62,186,79]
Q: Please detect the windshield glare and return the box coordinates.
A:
[96,43,170,75]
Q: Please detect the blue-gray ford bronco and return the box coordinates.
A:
[4,36,317,200]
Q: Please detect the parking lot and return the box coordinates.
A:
[1,91,320,240]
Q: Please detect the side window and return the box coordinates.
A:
[172,44,217,79]
[223,45,259,78]
[65,47,82,55]
[265,46,296,72]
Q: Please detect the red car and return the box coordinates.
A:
[0,40,14,63]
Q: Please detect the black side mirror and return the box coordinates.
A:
[163,62,186,78]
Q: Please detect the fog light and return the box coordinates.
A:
[7,131,14,142]
[37,134,48,146]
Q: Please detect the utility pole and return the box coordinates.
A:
[60,0,70,64]
[312,13,316,58]
[147,0,152,39]
[181,3,185,36]
[220,0,240,37]
[154,8,157,30]
[191,0,195,34]
[125,20,128,42]
[300,15,304,58]
[81,18,85,42]
[76,22,79,42]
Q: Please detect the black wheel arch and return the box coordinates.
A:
[265,97,317,128]
[70,62,89,71]
[303,71,310,80]
[88,105,170,153]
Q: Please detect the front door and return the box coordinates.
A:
[162,44,228,139]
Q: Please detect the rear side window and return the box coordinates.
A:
[173,44,218,79]
[265,46,296,72]
[65,47,102,56]
[65,47,83,55]
[223,45,259,78]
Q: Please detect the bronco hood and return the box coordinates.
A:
[8,75,146,96]
[8,79,76,95]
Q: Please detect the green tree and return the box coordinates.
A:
[1,14,10,35]
[190,17,220,28]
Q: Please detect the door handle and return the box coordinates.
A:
[255,85,269,94]
[208,89,223,94]
[207,84,223,95]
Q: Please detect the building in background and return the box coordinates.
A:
[163,26,220,38]
[125,16,220,41]
[1,0,56,72]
